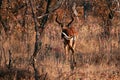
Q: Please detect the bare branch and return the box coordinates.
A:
[72,3,79,21]
[48,0,63,12]
[37,0,64,19]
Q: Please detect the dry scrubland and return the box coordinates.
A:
[0,17,120,80]
[0,0,120,80]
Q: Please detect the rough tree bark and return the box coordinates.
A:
[29,0,41,62]
[31,0,63,62]
[30,0,52,63]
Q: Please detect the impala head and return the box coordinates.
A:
[55,14,76,40]
[55,14,74,29]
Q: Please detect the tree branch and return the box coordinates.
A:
[72,3,79,21]
[37,0,63,19]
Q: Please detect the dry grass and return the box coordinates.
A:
[0,16,120,80]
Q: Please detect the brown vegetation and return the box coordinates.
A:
[0,0,120,80]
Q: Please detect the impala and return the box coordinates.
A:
[55,14,78,64]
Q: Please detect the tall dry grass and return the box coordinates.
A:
[0,10,120,80]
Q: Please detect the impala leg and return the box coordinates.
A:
[72,38,76,64]
[68,41,74,61]
[68,40,74,54]
[65,44,69,61]
[70,38,76,67]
